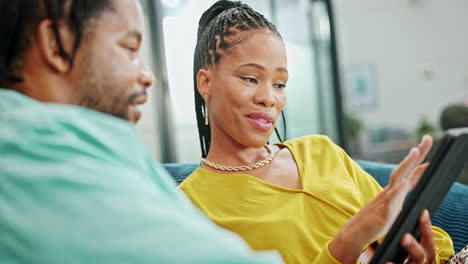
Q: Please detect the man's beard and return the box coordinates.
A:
[77,88,146,121]
[74,59,139,121]
[78,92,129,120]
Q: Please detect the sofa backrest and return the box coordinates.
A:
[162,161,468,252]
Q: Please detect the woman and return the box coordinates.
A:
[180,1,454,263]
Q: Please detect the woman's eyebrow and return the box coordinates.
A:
[238,63,288,74]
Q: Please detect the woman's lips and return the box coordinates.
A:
[246,112,274,131]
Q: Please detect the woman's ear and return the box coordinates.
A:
[197,68,212,98]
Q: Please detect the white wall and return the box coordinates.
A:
[334,0,468,132]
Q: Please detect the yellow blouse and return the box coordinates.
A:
[180,135,454,263]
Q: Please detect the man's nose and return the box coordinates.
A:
[139,63,155,89]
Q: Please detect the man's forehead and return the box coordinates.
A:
[97,0,144,33]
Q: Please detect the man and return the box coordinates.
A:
[0,0,281,263]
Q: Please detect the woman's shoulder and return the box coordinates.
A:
[279,134,337,153]
[179,167,205,190]
[179,167,232,191]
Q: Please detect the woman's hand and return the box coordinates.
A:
[329,135,435,264]
[398,209,436,264]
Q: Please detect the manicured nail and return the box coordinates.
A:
[423,209,430,222]
[419,135,430,146]
[402,234,411,245]
[408,148,416,158]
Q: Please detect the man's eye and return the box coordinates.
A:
[241,77,258,84]
[274,83,286,89]
[125,46,137,52]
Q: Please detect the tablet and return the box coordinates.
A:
[370,128,468,264]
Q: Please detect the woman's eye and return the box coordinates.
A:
[241,77,258,84]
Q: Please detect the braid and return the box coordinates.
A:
[0,0,113,87]
[194,0,283,158]
[45,0,71,62]
[0,1,30,83]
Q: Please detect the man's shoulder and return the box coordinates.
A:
[0,89,153,181]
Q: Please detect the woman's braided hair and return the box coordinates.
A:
[193,0,284,157]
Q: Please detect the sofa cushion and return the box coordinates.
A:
[431,182,468,252]
[355,160,395,187]
[163,163,199,185]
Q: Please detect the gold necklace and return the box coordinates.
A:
[201,145,275,172]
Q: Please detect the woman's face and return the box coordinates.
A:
[204,30,288,148]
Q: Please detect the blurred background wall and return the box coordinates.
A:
[135,0,468,165]
[334,0,468,162]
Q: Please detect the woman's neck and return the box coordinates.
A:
[206,134,270,168]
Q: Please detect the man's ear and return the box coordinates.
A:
[36,19,75,73]
[197,68,213,99]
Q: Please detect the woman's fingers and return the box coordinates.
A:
[408,163,430,189]
[389,148,420,188]
[389,135,433,189]
[386,217,435,264]
[416,135,433,164]
[419,210,436,263]
[401,233,428,264]
[400,211,436,264]
[384,180,412,213]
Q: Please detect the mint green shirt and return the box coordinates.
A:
[0,89,282,264]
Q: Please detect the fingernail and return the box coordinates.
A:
[423,209,430,222]
[419,135,429,146]
[402,234,410,245]
[408,148,416,158]
[404,148,415,162]
[407,148,413,156]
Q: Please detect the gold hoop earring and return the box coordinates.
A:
[204,94,209,126]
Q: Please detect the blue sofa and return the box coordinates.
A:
[163,160,468,252]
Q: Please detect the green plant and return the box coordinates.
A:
[346,114,363,140]
[416,116,435,138]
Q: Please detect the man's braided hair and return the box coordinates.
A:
[0,0,114,87]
